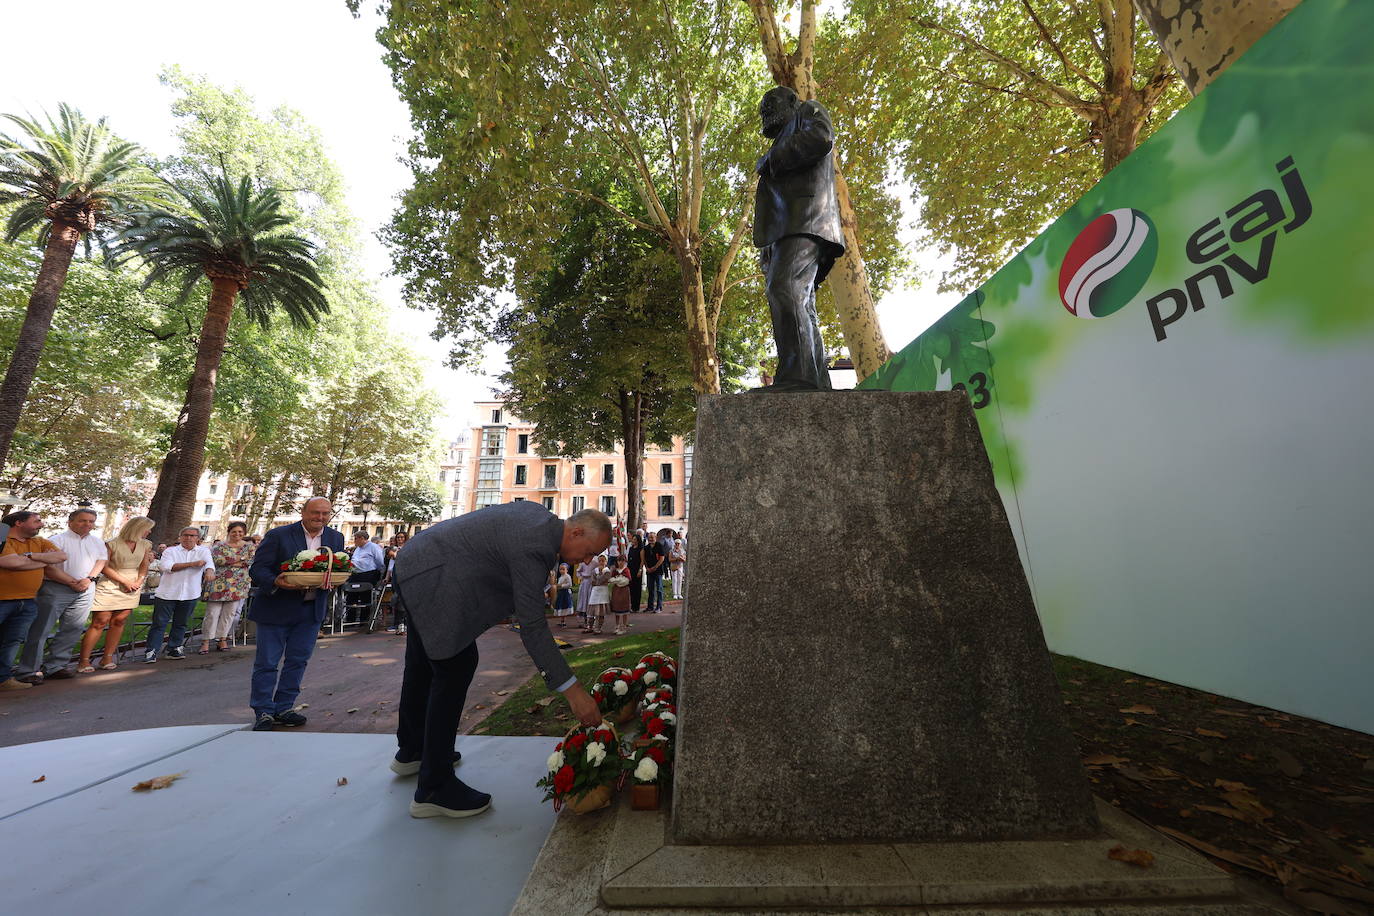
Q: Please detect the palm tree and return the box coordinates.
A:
[0,104,162,470]
[110,172,328,539]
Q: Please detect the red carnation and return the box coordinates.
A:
[555,742,563,751]
[279,562,289,571]
[646,745,667,763]
[302,560,315,570]
[567,733,588,751]
[599,672,616,684]
[659,665,673,678]
[595,729,613,744]
[553,764,574,795]
[646,718,666,736]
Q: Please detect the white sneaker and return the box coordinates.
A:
[144,650,158,663]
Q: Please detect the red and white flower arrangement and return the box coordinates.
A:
[632,651,677,689]
[640,704,677,742]
[536,722,621,812]
[625,737,673,786]
[589,666,640,718]
[637,685,674,715]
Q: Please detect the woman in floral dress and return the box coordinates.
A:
[200,522,254,653]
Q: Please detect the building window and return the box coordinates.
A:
[203,504,213,516]
[574,464,586,485]
[231,503,246,515]
[515,464,527,485]
[542,497,554,511]
[660,462,672,483]
[602,464,614,485]
[513,497,525,502]
[517,433,529,454]
[571,496,585,513]
[659,495,674,517]
[475,490,500,508]
[481,429,503,457]
[452,486,461,500]
[199,525,209,538]
[208,482,217,494]
[543,465,557,488]
[478,458,502,487]
[601,495,616,516]
[491,408,502,423]
[439,470,447,482]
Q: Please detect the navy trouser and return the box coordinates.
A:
[147,598,197,655]
[646,571,663,611]
[250,619,319,717]
[396,619,479,795]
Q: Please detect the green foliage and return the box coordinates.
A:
[0,103,164,252]
[110,172,329,325]
[498,200,704,458]
[375,479,445,526]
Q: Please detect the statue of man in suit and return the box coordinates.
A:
[753,86,847,392]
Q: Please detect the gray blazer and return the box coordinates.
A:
[393,502,573,690]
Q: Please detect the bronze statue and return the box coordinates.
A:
[753,87,846,392]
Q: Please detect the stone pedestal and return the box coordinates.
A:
[512,392,1270,914]
[672,391,1099,845]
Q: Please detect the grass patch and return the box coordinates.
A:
[473,627,681,737]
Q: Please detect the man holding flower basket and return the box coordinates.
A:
[246,497,346,732]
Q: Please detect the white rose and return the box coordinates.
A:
[652,733,669,742]
[295,549,321,562]
[586,742,607,767]
[642,670,658,685]
[612,680,628,697]
[546,750,564,773]
[659,711,676,724]
[633,757,659,782]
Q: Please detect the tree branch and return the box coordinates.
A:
[1018,0,1104,92]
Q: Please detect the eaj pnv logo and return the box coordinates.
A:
[1058,208,1158,319]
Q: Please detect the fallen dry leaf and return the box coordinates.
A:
[337,777,348,786]
[612,651,624,658]
[536,696,554,707]
[1108,845,1155,868]
[472,704,486,710]
[1083,754,1130,767]
[1119,705,1157,715]
[495,690,509,696]
[1195,728,1228,739]
[1220,788,1273,823]
[1271,748,1304,778]
[1214,779,1253,792]
[526,703,544,715]
[1123,718,1145,727]
[1196,804,1248,821]
[132,772,185,792]
[32,775,45,783]
[346,707,359,714]
[298,704,309,709]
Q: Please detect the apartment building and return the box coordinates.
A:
[469,401,690,530]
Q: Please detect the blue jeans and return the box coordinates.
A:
[251,620,319,717]
[0,598,39,684]
[646,572,663,611]
[147,598,197,656]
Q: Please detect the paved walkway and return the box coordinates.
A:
[0,603,683,748]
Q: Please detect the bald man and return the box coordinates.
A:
[246,497,345,731]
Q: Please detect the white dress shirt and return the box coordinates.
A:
[350,540,385,573]
[155,545,216,600]
[49,529,108,579]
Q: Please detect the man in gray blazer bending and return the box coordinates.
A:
[391,502,611,818]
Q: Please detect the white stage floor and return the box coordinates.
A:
[0,726,560,915]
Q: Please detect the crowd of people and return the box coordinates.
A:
[0,507,412,693]
[550,526,686,636]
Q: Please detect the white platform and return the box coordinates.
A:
[0,726,559,915]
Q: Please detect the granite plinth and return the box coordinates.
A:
[671,392,1100,845]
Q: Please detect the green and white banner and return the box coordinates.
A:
[862,0,1374,734]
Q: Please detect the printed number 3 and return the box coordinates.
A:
[952,372,991,409]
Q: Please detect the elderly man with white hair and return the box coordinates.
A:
[246,497,345,731]
[145,526,215,662]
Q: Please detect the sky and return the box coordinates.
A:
[1,0,955,430]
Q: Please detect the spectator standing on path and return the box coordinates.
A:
[391,503,610,819]
[383,530,409,633]
[146,527,215,662]
[583,553,611,634]
[643,531,665,613]
[80,516,154,672]
[247,497,345,731]
[609,556,631,635]
[669,536,686,601]
[627,532,644,614]
[553,563,574,626]
[16,507,108,683]
[0,512,67,692]
[574,556,595,624]
[200,522,252,655]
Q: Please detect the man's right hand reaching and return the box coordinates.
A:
[561,682,603,728]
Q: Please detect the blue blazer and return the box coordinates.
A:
[248,522,345,627]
